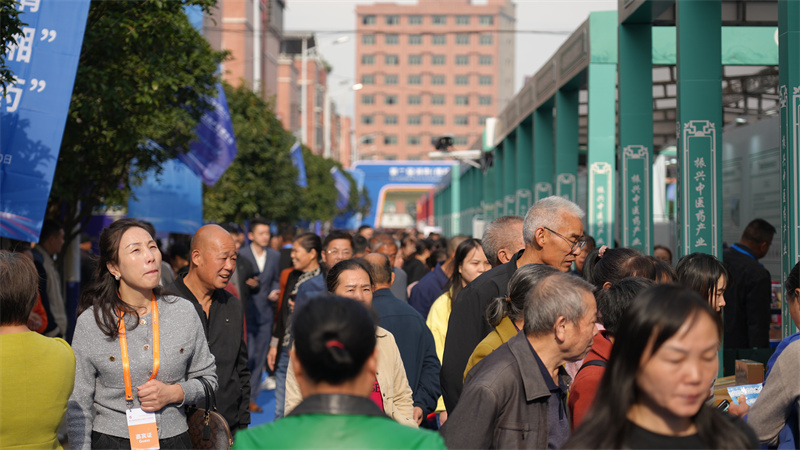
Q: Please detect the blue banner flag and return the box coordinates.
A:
[289,140,308,188]
[0,0,92,241]
[330,167,350,210]
[177,83,238,186]
[128,158,203,235]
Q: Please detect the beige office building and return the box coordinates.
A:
[355,0,515,161]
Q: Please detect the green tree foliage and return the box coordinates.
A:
[297,149,339,222]
[47,0,225,246]
[203,83,301,223]
[0,0,26,94]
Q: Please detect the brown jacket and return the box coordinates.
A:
[441,332,571,449]
[284,326,417,428]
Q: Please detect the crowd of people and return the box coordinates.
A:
[0,195,798,449]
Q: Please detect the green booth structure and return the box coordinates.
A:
[433,2,799,358]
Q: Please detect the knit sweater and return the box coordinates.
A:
[67,295,218,449]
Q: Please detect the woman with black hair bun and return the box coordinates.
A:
[233,296,446,449]
[462,263,558,378]
[563,284,757,449]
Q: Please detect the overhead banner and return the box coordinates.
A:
[289,141,308,188]
[0,0,92,241]
[330,167,350,210]
[176,83,238,186]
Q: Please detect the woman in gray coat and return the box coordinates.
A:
[67,219,217,449]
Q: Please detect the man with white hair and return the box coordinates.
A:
[441,273,597,448]
[440,196,586,412]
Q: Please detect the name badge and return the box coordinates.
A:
[126,408,160,449]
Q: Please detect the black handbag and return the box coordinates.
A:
[186,378,232,449]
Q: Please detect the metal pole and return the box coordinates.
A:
[301,37,307,146]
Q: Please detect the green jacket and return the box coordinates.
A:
[233,394,446,449]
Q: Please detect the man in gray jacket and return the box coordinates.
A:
[440,273,596,449]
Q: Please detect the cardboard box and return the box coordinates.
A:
[735,359,764,385]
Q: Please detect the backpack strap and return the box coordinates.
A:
[576,359,607,377]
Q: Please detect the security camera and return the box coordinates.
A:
[432,134,454,151]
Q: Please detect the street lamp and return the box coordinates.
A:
[301,35,349,149]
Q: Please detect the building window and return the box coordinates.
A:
[431,95,445,105]
[361,135,374,145]
[385,34,399,45]
[361,115,374,125]
[362,15,375,25]
[408,135,421,145]
[409,34,422,45]
[432,34,446,45]
[431,115,445,125]
[431,75,445,85]
[455,75,469,85]
[362,34,375,45]
[408,74,421,85]
[456,15,470,25]
[432,15,446,25]
[408,115,421,125]
[456,33,470,45]
[385,74,398,85]
[455,95,469,105]
[407,154,421,161]
[361,74,375,85]
[479,75,493,85]
[361,94,374,105]
[385,115,398,125]
[385,55,399,65]
[454,135,469,146]
[384,135,398,145]
[386,15,399,25]
[479,95,492,105]
[456,55,469,65]
[385,95,398,105]
[408,54,422,65]
[479,55,493,65]
[480,34,493,45]
[479,115,489,125]
[455,115,469,125]
[409,15,422,25]
[361,54,374,65]
[479,15,493,25]
[408,95,421,105]
[432,55,446,65]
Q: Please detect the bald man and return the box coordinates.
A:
[165,224,251,433]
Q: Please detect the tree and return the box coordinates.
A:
[46,0,225,247]
[0,0,26,94]
[203,83,301,223]
[297,149,339,222]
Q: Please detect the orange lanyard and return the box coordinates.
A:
[118,293,160,404]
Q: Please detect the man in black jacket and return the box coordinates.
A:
[166,224,251,433]
[722,218,776,349]
[440,196,585,412]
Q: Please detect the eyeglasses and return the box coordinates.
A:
[326,248,352,257]
[542,227,586,253]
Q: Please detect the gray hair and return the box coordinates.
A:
[523,272,594,336]
[522,196,585,246]
[481,215,524,267]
